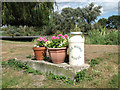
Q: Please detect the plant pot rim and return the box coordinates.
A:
[48,47,67,50]
[33,47,46,50]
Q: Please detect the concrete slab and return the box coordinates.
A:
[15,59,90,80]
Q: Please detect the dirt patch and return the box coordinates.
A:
[85,45,118,60]
[2,40,118,61]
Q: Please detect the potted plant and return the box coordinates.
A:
[33,37,47,60]
[45,34,69,64]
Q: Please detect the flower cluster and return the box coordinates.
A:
[34,37,47,47]
[45,34,69,48]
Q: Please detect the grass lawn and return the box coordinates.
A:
[1,40,119,88]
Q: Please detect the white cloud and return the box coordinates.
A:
[100,7,104,14]
[101,2,118,15]
[56,0,119,2]
[88,0,119,2]
[60,5,70,10]
[54,1,119,19]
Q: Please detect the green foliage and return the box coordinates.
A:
[49,3,102,34]
[97,15,120,30]
[85,28,119,45]
[2,2,119,36]
[108,74,118,88]
[79,3,102,31]
[4,59,43,75]
[107,15,120,29]
[26,54,31,58]
[75,69,87,82]
[2,2,55,27]
[7,59,16,67]
[2,61,7,67]
[98,18,108,28]
[1,25,43,36]
[105,31,119,45]
[46,72,74,84]
[89,57,103,67]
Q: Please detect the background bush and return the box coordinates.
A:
[2,25,45,36]
[85,28,119,45]
[1,25,119,45]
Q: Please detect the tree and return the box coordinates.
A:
[2,2,55,27]
[61,7,74,33]
[106,15,120,29]
[79,3,102,32]
[98,18,108,28]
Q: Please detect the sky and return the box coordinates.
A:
[54,0,120,21]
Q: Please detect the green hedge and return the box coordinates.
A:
[1,25,119,45]
[1,25,46,36]
[85,29,119,45]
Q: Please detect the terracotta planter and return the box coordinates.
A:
[48,47,67,64]
[33,47,46,60]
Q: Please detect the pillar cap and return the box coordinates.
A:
[70,32,83,35]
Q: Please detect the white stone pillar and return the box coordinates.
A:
[69,32,84,66]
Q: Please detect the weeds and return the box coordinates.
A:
[89,57,103,67]
[2,59,43,75]
[2,57,102,84]
[75,69,87,82]
[2,56,117,87]
[26,54,31,58]
[108,74,118,88]
[46,71,74,84]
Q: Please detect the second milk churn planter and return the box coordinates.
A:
[69,32,84,66]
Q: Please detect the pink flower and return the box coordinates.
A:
[66,36,69,39]
[52,36,56,39]
[37,39,40,41]
[64,34,69,39]
[40,37,43,40]
[58,34,63,37]
[61,36,65,39]
[44,39,47,42]
[64,34,68,37]
[56,37,59,39]
[42,37,45,40]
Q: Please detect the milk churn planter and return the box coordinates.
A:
[33,37,47,60]
[46,34,69,64]
[69,25,85,66]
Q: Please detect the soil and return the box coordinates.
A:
[1,40,119,61]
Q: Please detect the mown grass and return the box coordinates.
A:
[2,52,118,88]
[107,74,118,88]
[2,68,35,88]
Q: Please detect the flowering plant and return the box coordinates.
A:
[45,34,69,48]
[34,37,47,48]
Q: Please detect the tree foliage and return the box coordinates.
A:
[107,15,120,29]
[97,16,120,29]
[2,2,55,27]
[79,3,102,31]
[49,3,102,34]
[98,18,108,28]
[3,2,119,36]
